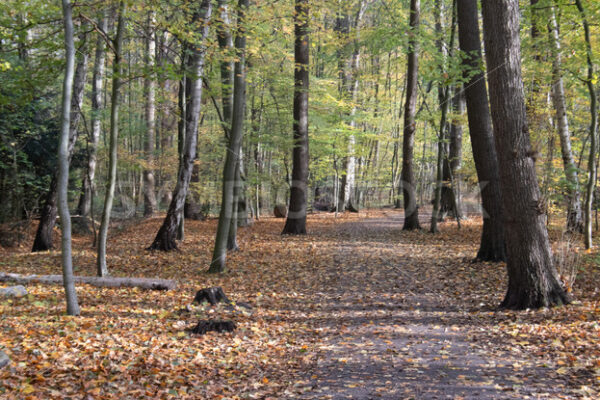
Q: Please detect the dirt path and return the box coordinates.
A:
[298,212,574,399]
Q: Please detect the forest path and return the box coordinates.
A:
[298,211,572,399]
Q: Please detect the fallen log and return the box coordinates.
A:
[0,285,27,297]
[0,273,176,291]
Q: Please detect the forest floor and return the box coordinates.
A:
[1,210,600,399]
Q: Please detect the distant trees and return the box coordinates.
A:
[2,0,600,308]
[149,0,213,251]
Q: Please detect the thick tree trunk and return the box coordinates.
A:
[97,2,125,277]
[32,26,88,252]
[143,12,158,217]
[209,0,249,273]
[78,14,107,218]
[481,0,570,309]
[456,0,505,261]
[59,0,80,316]
[148,0,213,251]
[282,0,309,235]
[401,0,421,230]
[0,272,176,291]
[547,8,582,233]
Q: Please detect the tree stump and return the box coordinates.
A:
[193,287,231,305]
[189,320,236,335]
[274,204,287,218]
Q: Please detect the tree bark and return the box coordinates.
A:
[401,0,421,230]
[97,1,125,276]
[59,0,80,316]
[456,0,505,261]
[481,0,570,309]
[209,0,249,273]
[78,14,107,218]
[143,11,158,217]
[282,0,309,235]
[32,23,89,252]
[148,0,213,251]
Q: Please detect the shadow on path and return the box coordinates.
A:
[297,212,572,399]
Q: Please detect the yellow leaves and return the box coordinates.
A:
[556,367,570,375]
[21,384,35,394]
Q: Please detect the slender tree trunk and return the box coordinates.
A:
[401,0,421,230]
[481,0,570,309]
[143,11,158,217]
[216,0,234,130]
[546,7,582,232]
[440,88,464,219]
[209,0,249,273]
[574,0,598,249]
[59,0,80,316]
[456,0,505,261]
[431,0,452,233]
[32,25,88,252]
[215,0,243,249]
[97,1,125,276]
[282,0,310,235]
[176,59,188,241]
[78,14,107,218]
[148,0,213,251]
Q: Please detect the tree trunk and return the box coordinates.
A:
[547,7,582,233]
[97,1,125,276]
[431,0,453,233]
[401,0,421,230]
[32,24,89,252]
[456,0,505,261]
[143,11,158,217]
[575,0,598,249]
[481,0,570,309]
[58,0,80,316]
[440,88,464,220]
[148,0,213,251]
[282,0,309,235]
[78,14,107,218]
[209,0,249,273]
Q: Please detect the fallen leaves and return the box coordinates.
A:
[0,211,599,398]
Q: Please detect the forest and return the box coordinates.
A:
[1,0,600,398]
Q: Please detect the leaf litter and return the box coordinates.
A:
[0,210,599,399]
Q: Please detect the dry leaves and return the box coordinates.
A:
[0,210,599,398]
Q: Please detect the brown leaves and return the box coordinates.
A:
[0,211,599,398]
